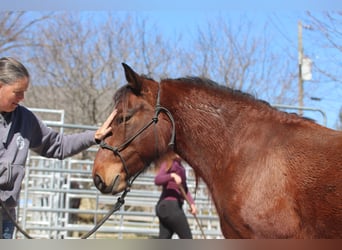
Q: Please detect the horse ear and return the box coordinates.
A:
[122,63,142,95]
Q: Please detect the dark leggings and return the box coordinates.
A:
[156,199,192,239]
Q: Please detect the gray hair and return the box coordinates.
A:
[0,57,30,84]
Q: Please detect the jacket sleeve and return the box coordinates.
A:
[154,162,173,185]
[30,116,96,159]
[186,189,195,205]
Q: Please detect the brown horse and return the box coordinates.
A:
[92,63,342,239]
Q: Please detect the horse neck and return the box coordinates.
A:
[159,80,259,183]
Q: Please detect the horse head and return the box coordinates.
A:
[92,63,174,195]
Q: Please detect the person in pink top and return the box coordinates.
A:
[154,152,197,239]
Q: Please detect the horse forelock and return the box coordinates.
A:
[113,86,128,106]
[112,86,133,136]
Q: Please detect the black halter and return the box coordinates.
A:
[99,83,176,188]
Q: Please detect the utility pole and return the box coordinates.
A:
[298,20,304,116]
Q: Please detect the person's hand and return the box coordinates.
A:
[189,204,197,215]
[170,173,182,185]
[94,109,117,143]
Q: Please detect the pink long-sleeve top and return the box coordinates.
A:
[154,159,194,205]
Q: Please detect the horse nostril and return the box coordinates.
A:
[94,174,104,190]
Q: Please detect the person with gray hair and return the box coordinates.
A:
[0,57,116,239]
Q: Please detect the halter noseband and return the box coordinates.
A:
[99,83,176,188]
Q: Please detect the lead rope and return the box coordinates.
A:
[80,192,127,239]
[80,165,147,239]
[0,192,124,239]
[0,169,143,239]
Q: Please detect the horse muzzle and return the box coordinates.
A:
[93,173,123,195]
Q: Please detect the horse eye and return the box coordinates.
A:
[116,115,132,124]
[124,115,133,122]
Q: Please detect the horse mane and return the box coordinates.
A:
[163,76,316,125]
[166,76,272,106]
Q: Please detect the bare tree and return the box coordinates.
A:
[303,12,342,128]
[15,11,308,127]
[186,15,297,105]
[0,11,50,56]
[305,11,342,84]
[23,12,179,126]
[24,12,123,125]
